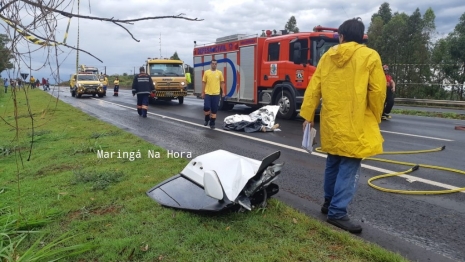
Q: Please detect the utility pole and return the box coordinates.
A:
[104,66,106,75]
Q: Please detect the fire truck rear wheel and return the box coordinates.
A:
[275,90,296,119]
[218,96,234,111]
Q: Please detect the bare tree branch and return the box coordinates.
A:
[112,21,140,42]
[19,0,203,24]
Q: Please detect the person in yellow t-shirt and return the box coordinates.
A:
[201,58,225,129]
[102,75,109,96]
[113,77,120,96]
[29,76,35,88]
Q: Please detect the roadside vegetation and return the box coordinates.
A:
[0,88,408,261]
[391,109,465,120]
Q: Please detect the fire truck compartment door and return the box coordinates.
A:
[226,52,238,99]
[194,56,206,94]
[239,46,255,101]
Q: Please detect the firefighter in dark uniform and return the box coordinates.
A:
[132,67,155,117]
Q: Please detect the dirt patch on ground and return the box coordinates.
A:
[90,205,122,216]
[64,205,122,226]
[36,164,75,176]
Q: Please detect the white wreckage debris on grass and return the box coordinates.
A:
[146,150,284,213]
[223,105,281,133]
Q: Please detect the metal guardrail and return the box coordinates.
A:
[395,98,465,107]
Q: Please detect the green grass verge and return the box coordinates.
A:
[391,109,465,120]
[0,89,408,261]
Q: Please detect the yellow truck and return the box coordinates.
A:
[69,73,105,98]
[145,58,188,104]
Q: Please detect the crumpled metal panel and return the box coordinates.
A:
[146,150,284,213]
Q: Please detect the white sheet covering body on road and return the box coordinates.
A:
[223,105,281,132]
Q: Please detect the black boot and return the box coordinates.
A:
[209,117,216,129]
[327,216,362,234]
[321,198,331,214]
[204,115,210,126]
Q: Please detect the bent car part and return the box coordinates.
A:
[146,150,284,213]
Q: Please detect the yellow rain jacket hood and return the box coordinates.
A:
[300,42,386,158]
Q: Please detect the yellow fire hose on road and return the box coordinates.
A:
[315,146,465,195]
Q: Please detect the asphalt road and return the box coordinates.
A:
[49,87,465,262]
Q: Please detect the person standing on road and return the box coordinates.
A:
[185,69,192,90]
[4,78,9,93]
[113,77,120,96]
[132,67,154,118]
[382,65,396,120]
[102,74,109,96]
[300,17,386,234]
[42,77,47,89]
[201,58,225,129]
[29,76,35,88]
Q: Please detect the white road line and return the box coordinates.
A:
[93,98,465,194]
[381,130,453,142]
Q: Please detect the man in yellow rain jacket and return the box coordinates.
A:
[300,17,386,234]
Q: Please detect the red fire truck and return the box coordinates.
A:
[193,26,368,119]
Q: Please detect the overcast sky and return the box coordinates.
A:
[2,0,465,83]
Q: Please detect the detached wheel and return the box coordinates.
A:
[275,90,296,119]
[178,96,184,104]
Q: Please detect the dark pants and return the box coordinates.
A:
[203,94,220,114]
[383,88,395,115]
[137,94,149,117]
[113,85,119,96]
[203,94,220,126]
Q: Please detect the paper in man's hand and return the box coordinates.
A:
[302,123,317,153]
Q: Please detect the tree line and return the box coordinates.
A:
[283,4,464,100]
[367,2,465,100]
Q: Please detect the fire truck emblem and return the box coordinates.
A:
[296,70,303,79]
[270,64,277,75]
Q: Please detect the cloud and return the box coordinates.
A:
[1,0,464,83]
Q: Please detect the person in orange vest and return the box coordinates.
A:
[113,77,120,96]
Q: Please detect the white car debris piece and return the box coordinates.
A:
[223,105,281,133]
[146,150,285,213]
